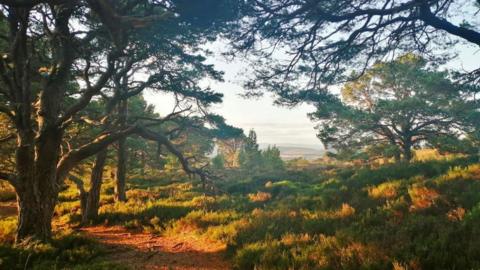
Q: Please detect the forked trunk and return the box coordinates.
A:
[15,125,62,243]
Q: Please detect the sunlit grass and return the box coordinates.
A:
[437,164,480,182]
[368,180,402,199]
[2,156,480,269]
[0,234,128,270]
[0,181,15,202]
[0,217,16,244]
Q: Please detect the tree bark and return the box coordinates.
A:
[15,126,63,243]
[82,149,108,223]
[115,99,128,202]
[419,4,480,47]
[16,186,57,243]
[402,141,413,162]
[115,138,127,202]
[3,1,143,243]
[11,3,76,243]
[394,151,401,163]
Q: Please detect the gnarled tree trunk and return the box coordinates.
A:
[16,186,57,243]
[15,126,63,243]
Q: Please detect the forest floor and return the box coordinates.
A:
[80,225,231,270]
[3,154,479,269]
[0,202,231,269]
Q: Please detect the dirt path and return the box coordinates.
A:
[0,202,231,269]
[80,226,232,270]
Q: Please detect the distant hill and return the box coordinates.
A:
[260,143,325,160]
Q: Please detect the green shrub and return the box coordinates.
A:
[0,235,127,270]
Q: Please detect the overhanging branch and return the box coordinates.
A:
[136,126,212,183]
[56,125,138,183]
[59,54,116,126]
[419,4,480,46]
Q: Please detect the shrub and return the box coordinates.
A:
[368,181,402,199]
[408,186,440,211]
[248,191,272,202]
[0,234,127,270]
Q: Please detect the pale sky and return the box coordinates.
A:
[145,41,479,148]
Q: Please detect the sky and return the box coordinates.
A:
[145,41,480,149]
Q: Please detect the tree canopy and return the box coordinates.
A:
[313,54,479,161]
[231,0,480,104]
[0,0,241,243]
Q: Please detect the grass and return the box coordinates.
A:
[1,154,480,269]
[0,181,15,202]
[0,234,127,270]
[0,217,16,244]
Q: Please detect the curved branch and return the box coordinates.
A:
[419,4,480,46]
[136,126,211,182]
[58,55,116,125]
[86,0,171,46]
[56,125,137,183]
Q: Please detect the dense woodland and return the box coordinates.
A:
[0,0,479,269]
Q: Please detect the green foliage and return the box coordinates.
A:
[98,198,193,231]
[215,156,480,270]
[211,154,226,170]
[314,54,480,162]
[238,130,263,171]
[237,130,285,176]
[0,235,127,270]
[230,0,480,108]
[261,146,285,172]
[430,135,479,155]
[2,143,480,269]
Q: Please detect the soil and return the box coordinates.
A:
[0,201,231,269]
[80,225,232,270]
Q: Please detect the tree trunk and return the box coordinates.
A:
[15,122,63,243]
[82,149,108,223]
[16,187,57,243]
[402,142,413,162]
[79,190,88,222]
[140,151,146,177]
[394,152,401,163]
[115,99,128,202]
[115,137,128,201]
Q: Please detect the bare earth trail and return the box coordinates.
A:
[0,203,231,269]
[80,226,232,270]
